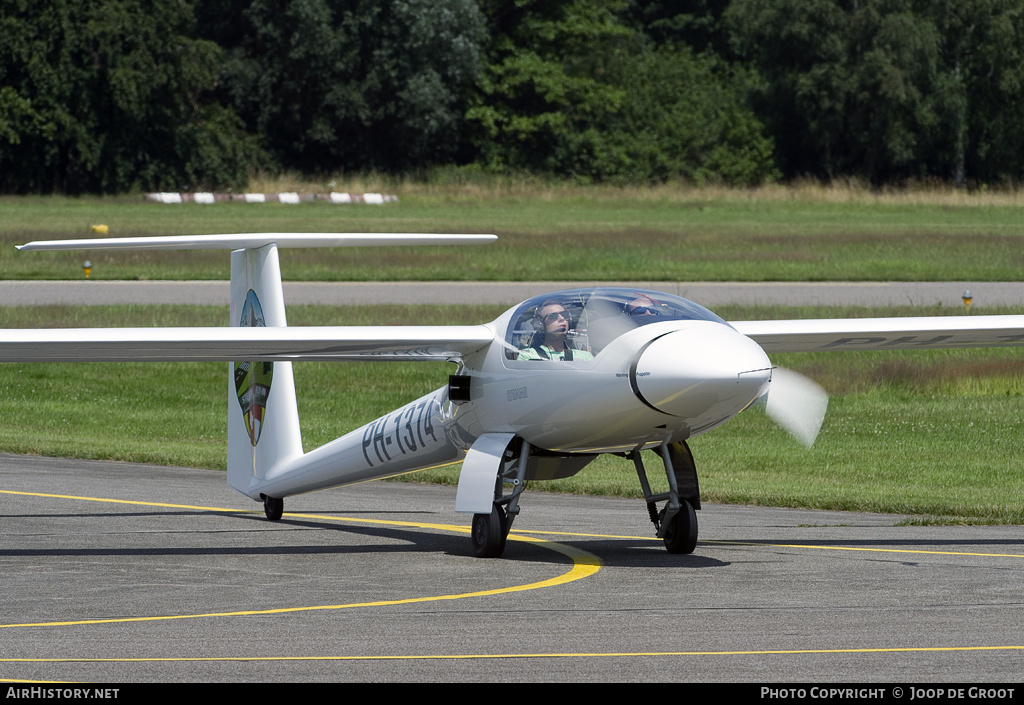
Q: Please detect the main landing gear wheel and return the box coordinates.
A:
[471,504,509,558]
[262,494,284,521]
[660,500,697,554]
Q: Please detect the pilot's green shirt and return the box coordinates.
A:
[517,345,594,361]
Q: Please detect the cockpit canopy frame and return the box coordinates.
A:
[503,287,729,362]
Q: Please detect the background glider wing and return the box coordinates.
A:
[0,325,496,362]
[732,316,1024,353]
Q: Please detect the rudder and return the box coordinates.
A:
[227,244,303,497]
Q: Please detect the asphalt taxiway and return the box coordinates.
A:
[4,280,1022,308]
[3,453,1022,683]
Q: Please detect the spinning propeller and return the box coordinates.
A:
[763,367,829,447]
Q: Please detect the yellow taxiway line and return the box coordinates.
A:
[0,489,601,629]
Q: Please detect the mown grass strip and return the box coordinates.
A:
[4,189,1024,281]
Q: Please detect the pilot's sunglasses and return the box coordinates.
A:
[543,311,567,323]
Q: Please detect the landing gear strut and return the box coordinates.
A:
[630,440,700,554]
[262,494,284,521]
[470,438,532,558]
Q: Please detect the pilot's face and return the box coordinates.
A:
[540,305,568,334]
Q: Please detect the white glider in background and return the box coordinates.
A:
[5,234,1024,557]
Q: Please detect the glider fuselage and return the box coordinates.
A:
[238,288,773,501]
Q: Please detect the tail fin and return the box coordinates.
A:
[227,244,303,497]
[16,232,496,498]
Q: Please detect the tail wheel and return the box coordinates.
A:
[661,500,697,554]
[471,504,508,558]
[262,495,284,521]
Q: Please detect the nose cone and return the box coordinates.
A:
[633,325,771,419]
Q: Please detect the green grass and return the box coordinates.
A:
[4,187,1024,281]
[2,303,1022,524]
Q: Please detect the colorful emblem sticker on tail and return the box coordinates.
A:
[234,290,274,446]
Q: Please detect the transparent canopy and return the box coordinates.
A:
[504,288,729,361]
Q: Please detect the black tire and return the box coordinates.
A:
[471,505,508,558]
[263,495,284,521]
[662,500,698,554]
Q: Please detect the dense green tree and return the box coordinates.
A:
[197,0,486,173]
[470,0,774,183]
[728,0,1024,184]
[595,46,777,184]
[920,0,1024,185]
[467,0,632,175]
[0,0,261,193]
[727,0,949,183]
[621,0,734,57]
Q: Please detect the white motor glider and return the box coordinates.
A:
[5,234,1024,558]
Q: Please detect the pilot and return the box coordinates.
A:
[518,301,594,361]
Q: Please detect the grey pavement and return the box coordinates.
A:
[3,280,1022,307]
[3,454,1023,683]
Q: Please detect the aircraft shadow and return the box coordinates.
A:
[33,505,1010,566]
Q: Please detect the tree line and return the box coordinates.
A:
[2,0,1022,194]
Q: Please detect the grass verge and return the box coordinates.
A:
[4,184,1024,281]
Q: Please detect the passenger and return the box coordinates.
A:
[518,301,594,361]
[625,295,664,319]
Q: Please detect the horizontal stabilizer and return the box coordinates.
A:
[17,233,496,251]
